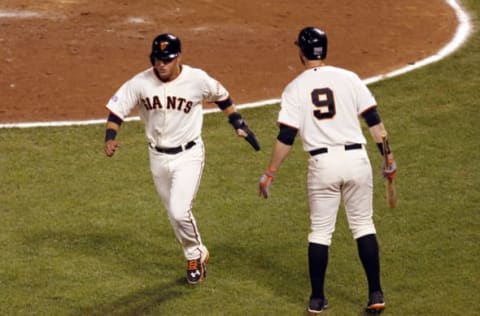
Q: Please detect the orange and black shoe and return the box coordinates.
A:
[186,251,209,285]
[365,291,385,314]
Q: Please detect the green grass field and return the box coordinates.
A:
[1,1,479,315]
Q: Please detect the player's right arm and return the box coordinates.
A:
[103,77,141,157]
[259,123,298,198]
[104,112,123,157]
[267,124,297,171]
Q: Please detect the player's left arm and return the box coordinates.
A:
[216,98,261,151]
[361,106,396,179]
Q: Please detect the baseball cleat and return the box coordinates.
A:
[186,251,209,285]
[365,291,385,314]
[308,297,328,314]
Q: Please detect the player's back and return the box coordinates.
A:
[281,65,375,148]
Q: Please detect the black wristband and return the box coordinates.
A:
[105,128,117,142]
[376,141,391,156]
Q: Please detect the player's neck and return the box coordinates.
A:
[154,64,182,82]
[304,60,325,69]
[168,65,182,82]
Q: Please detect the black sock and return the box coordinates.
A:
[308,242,329,299]
[356,234,382,294]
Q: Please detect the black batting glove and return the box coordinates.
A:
[228,112,261,151]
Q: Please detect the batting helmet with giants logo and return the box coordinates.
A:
[295,27,328,60]
[150,33,182,65]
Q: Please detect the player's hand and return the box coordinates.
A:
[259,169,276,198]
[228,112,261,151]
[104,140,119,157]
[382,157,397,180]
[235,128,248,137]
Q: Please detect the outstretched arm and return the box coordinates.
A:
[216,98,261,151]
[265,140,292,174]
[259,124,297,198]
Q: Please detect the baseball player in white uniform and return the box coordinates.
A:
[258,27,397,314]
[104,33,259,285]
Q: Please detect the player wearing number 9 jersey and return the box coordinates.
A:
[258,27,397,314]
[280,66,374,149]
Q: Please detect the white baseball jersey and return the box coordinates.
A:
[106,64,229,148]
[278,65,376,151]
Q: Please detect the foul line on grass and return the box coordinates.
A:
[0,0,472,129]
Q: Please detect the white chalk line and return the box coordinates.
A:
[0,10,43,18]
[0,0,472,129]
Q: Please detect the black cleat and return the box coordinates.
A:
[365,291,385,314]
[308,297,328,314]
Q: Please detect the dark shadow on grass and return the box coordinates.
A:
[21,229,192,315]
[211,242,305,303]
[212,241,371,313]
[72,277,187,316]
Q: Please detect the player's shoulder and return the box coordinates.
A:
[114,68,154,92]
[324,65,361,81]
[128,67,156,83]
[320,65,357,76]
[182,64,209,78]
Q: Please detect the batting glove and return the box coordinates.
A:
[228,112,261,151]
[259,169,276,198]
[382,158,397,180]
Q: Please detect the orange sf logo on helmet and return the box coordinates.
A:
[159,41,168,51]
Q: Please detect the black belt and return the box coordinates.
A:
[153,141,196,154]
[309,143,362,156]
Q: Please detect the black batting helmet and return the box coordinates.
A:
[150,33,181,65]
[295,27,328,60]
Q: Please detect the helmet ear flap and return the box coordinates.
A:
[317,42,328,60]
[150,53,155,66]
[321,38,328,59]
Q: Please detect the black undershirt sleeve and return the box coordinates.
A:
[107,112,123,125]
[361,107,381,127]
[215,98,233,110]
[277,124,298,145]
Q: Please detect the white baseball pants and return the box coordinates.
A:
[307,145,377,246]
[149,138,208,260]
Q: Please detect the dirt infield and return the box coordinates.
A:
[0,0,456,123]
